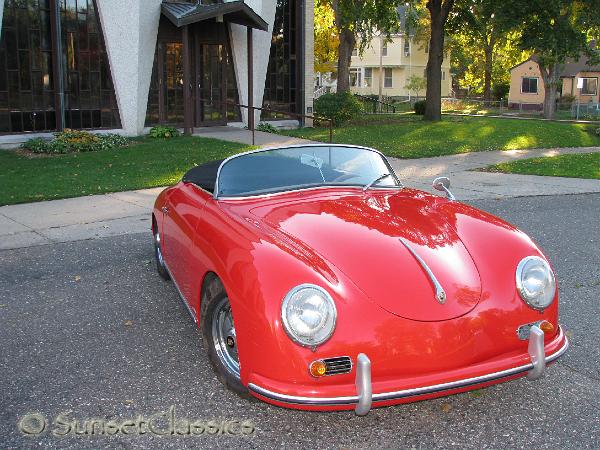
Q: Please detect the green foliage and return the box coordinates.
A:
[596,127,600,137]
[256,122,279,134]
[560,94,577,106]
[405,75,427,98]
[314,92,363,125]
[492,82,510,100]
[413,100,426,115]
[22,130,129,154]
[149,125,180,139]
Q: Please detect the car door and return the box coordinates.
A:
[161,183,208,316]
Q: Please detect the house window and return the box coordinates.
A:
[384,68,393,88]
[404,39,410,56]
[581,77,598,96]
[521,77,538,94]
[352,47,358,57]
[441,70,446,81]
[364,68,373,87]
[382,44,387,56]
[350,68,362,87]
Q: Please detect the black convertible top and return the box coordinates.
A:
[182,159,224,193]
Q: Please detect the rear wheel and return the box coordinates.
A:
[201,277,248,397]
[153,226,170,281]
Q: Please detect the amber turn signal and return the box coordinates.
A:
[539,321,554,334]
[309,360,327,377]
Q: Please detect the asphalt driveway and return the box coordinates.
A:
[1,193,599,449]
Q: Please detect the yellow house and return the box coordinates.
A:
[349,35,452,98]
[508,55,600,109]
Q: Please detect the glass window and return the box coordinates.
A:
[384,68,393,88]
[441,70,446,81]
[404,39,410,56]
[382,43,387,56]
[352,47,358,57]
[349,68,362,87]
[581,78,598,96]
[216,146,401,198]
[521,77,538,94]
[364,68,372,87]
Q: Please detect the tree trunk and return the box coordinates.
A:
[425,0,454,121]
[483,32,495,102]
[334,1,355,93]
[539,63,559,119]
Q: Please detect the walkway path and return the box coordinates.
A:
[1,145,598,250]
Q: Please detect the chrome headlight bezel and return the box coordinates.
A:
[516,256,556,311]
[281,284,337,348]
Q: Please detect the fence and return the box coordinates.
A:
[353,94,398,114]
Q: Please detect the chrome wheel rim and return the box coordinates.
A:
[154,230,164,267]
[212,297,240,378]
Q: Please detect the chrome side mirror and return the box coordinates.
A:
[432,177,456,201]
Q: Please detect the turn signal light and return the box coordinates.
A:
[309,360,327,377]
[539,321,554,334]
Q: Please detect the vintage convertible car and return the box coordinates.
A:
[152,144,568,415]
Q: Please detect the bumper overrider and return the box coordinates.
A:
[248,325,569,416]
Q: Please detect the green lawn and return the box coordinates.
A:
[484,152,600,179]
[285,115,600,159]
[0,136,250,206]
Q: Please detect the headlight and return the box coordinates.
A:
[516,256,556,310]
[281,284,337,347]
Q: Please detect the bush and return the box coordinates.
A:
[314,91,363,126]
[149,125,180,138]
[492,82,510,101]
[560,94,577,106]
[414,100,426,115]
[22,129,129,154]
[256,122,279,134]
[596,127,600,137]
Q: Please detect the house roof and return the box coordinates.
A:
[510,53,600,77]
[161,0,268,31]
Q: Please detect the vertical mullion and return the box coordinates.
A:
[49,0,64,130]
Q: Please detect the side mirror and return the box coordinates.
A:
[432,177,456,201]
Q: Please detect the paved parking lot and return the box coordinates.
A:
[1,193,599,449]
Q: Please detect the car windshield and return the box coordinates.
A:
[215,145,401,198]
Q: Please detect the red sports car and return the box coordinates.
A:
[152,144,567,415]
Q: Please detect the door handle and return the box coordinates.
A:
[161,206,169,215]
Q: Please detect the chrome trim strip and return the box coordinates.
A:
[399,238,447,304]
[247,329,568,407]
[212,143,403,200]
[163,259,198,324]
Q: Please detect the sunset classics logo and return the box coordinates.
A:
[18,406,255,437]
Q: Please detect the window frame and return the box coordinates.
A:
[521,77,539,94]
[403,39,410,57]
[382,43,388,57]
[349,67,363,88]
[364,67,372,87]
[580,77,598,96]
[384,68,393,88]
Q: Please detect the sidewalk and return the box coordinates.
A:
[1,147,599,251]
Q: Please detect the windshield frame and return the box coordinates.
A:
[213,144,403,200]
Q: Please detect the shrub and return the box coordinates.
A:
[414,100,426,115]
[492,82,510,100]
[314,91,363,126]
[22,129,129,154]
[149,125,180,138]
[595,127,600,137]
[560,94,576,106]
[256,122,279,134]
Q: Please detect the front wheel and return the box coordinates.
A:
[153,227,170,281]
[201,278,248,397]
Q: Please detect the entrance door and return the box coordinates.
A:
[195,44,227,126]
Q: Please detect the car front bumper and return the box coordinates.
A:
[247,325,569,415]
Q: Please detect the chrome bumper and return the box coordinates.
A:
[248,326,569,416]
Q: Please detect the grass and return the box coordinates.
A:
[287,115,600,159]
[484,152,600,179]
[0,136,250,206]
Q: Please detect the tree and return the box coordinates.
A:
[503,0,600,119]
[330,0,403,93]
[448,0,519,101]
[314,0,339,75]
[405,75,427,98]
[422,0,456,121]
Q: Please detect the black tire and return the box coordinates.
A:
[153,225,170,281]
[201,276,249,398]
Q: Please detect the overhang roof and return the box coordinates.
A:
[161,0,268,31]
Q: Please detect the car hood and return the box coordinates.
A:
[249,189,482,321]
